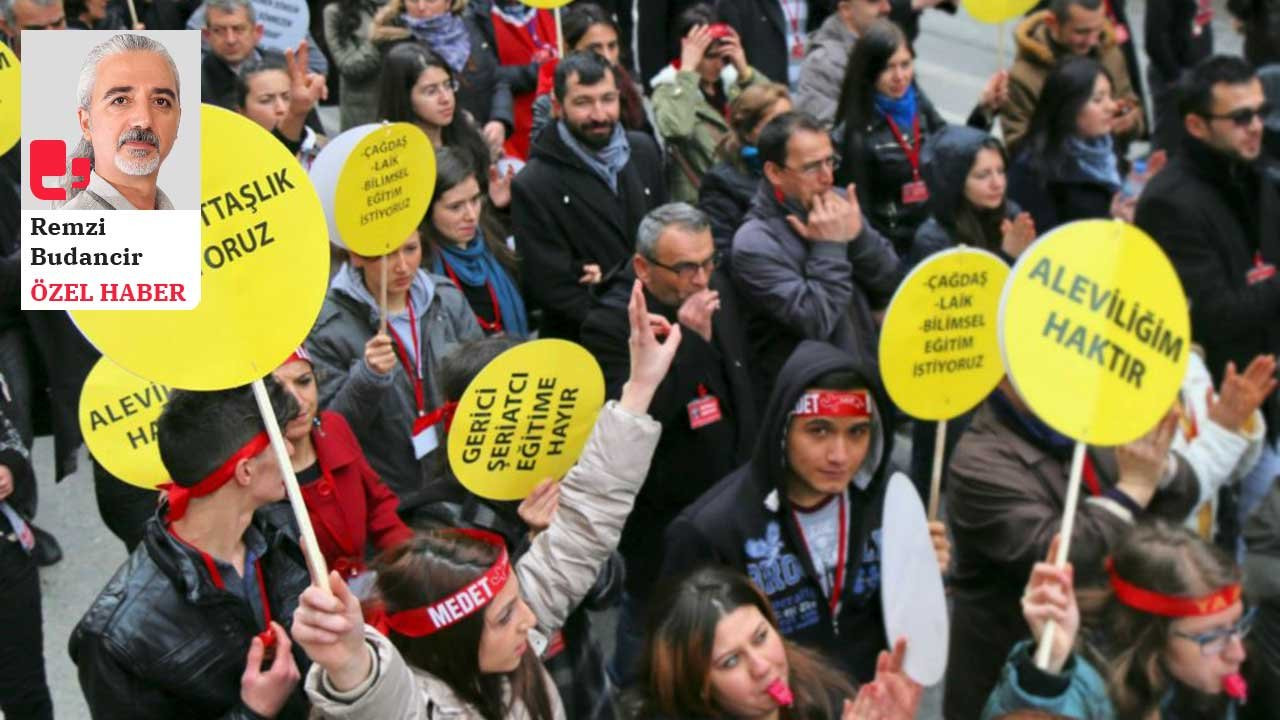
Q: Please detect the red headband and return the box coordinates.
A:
[1105,557,1242,618]
[281,347,312,367]
[792,390,872,418]
[163,432,271,522]
[379,529,512,637]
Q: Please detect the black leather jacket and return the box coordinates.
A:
[69,507,313,720]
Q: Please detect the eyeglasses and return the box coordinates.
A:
[419,79,460,100]
[1170,606,1257,656]
[785,155,841,178]
[648,250,721,280]
[1206,103,1273,127]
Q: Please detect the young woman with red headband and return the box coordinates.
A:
[292,281,681,719]
[983,521,1251,719]
[271,348,414,584]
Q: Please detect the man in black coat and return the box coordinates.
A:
[71,384,313,720]
[580,203,758,683]
[715,0,835,87]
[512,51,667,342]
[1136,55,1280,521]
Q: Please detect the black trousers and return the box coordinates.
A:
[0,540,53,720]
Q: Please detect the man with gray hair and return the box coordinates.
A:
[580,201,758,684]
[196,0,328,110]
[0,0,65,58]
[62,33,181,210]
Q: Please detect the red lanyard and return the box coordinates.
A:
[791,492,849,619]
[884,114,923,181]
[385,297,426,417]
[167,525,275,649]
[779,0,803,40]
[440,260,504,333]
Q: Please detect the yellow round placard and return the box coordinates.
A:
[71,105,331,390]
[965,0,1039,24]
[879,247,1009,421]
[0,41,18,155]
[448,339,605,500]
[315,122,435,255]
[999,220,1190,445]
[79,357,171,489]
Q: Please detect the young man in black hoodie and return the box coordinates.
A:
[71,383,313,720]
[661,340,945,682]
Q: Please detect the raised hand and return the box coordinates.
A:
[1115,406,1179,506]
[292,572,371,692]
[1000,211,1036,259]
[679,24,715,72]
[518,478,561,536]
[1207,355,1278,432]
[787,184,862,244]
[1022,536,1078,674]
[488,164,516,209]
[677,289,720,342]
[928,521,951,573]
[620,280,682,414]
[364,333,397,376]
[841,638,923,720]
[980,70,1010,112]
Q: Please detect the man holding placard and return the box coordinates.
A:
[730,111,900,399]
[71,383,312,720]
[662,340,943,682]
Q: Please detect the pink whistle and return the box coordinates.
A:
[766,679,793,707]
[1223,673,1248,702]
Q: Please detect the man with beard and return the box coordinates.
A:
[62,33,181,210]
[512,51,667,341]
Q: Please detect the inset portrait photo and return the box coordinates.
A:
[21,30,200,210]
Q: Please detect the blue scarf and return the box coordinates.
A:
[1058,135,1123,191]
[401,12,471,73]
[988,386,1076,462]
[433,231,529,338]
[873,84,918,133]
[557,120,631,194]
[741,145,763,175]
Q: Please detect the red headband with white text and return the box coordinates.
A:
[1106,557,1242,618]
[792,390,872,419]
[382,529,512,637]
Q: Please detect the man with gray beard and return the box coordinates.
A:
[61,33,181,210]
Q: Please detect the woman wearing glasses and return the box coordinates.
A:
[983,521,1252,720]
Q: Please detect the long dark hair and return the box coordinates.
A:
[422,147,519,277]
[377,43,492,182]
[559,2,647,131]
[1079,521,1241,719]
[834,19,912,132]
[952,135,1011,252]
[1018,56,1111,177]
[628,566,855,719]
[374,533,556,720]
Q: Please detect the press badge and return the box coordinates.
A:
[412,415,440,458]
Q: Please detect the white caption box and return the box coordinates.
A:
[21,210,202,310]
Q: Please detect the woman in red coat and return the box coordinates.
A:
[273,348,414,581]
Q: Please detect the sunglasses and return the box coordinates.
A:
[1206,103,1273,127]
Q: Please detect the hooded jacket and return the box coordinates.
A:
[730,182,901,399]
[661,341,893,682]
[305,266,484,517]
[511,123,666,341]
[912,125,1021,267]
[794,13,858,125]
[1002,10,1145,151]
[650,63,766,203]
[69,508,313,720]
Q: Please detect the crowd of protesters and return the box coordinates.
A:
[2,0,1280,718]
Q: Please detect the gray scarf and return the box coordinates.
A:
[556,120,631,194]
[1058,135,1123,191]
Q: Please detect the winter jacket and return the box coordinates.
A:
[1174,350,1266,540]
[1144,0,1214,86]
[1135,137,1280,440]
[697,158,762,268]
[1007,149,1115,231]
[661,341,893,682]
[323,1,384,131]
[369,2,516,133]
[580,266,758,597]
[69,508,313,720]
[651,64,766,203]
[636,0,708,92]
[305,266,484,517]
[833,86,949,253]
[911,124,1021,267]
[414,471,624,720]
[730,181,901,399]
[981,640,1242,720]
[943,394,1200,720]
[291,410,414,576]
[1228,0,1280,66]
[1002,10,1145,152]
[304,400,662,719]
[795,13,857,125]
[715,0,836,86]
[511,124,666,341]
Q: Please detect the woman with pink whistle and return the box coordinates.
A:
[983,521,1251,719]
[624,566,922,719]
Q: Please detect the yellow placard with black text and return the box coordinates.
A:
[79,358,170,489]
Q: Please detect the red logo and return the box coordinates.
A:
[29,140,90,201]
